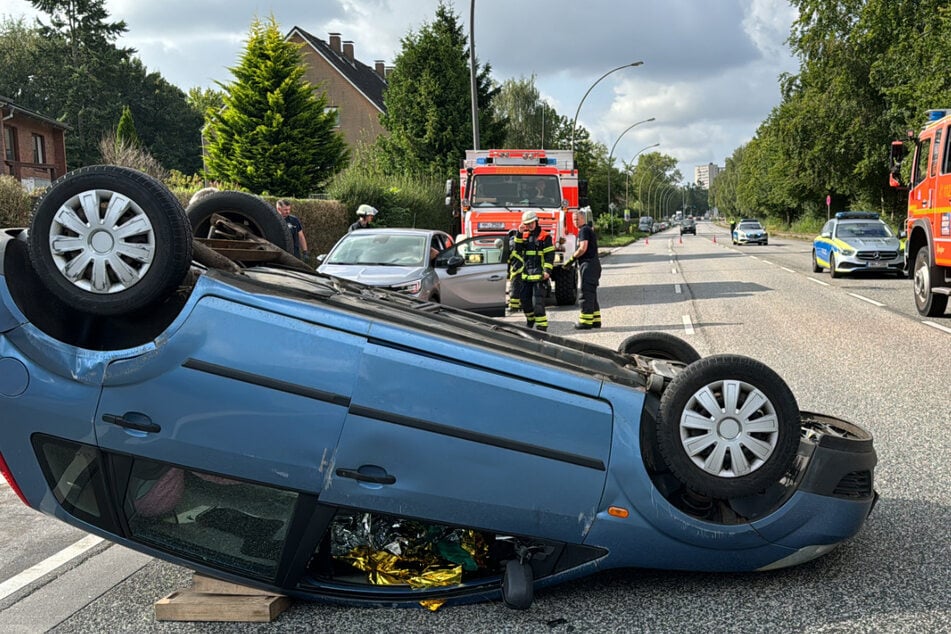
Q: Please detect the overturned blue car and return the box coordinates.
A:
[0,167,876,609]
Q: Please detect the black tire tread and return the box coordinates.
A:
[187,190,292,253]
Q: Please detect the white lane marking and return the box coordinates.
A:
[848,293,886,307]
[781,266,796,273]
[682,315,695,335]
[0,534,103,601]
[749,255,760,260]
[674,284,682,294]
[807,277,830,287]
[923,320,951,335]
[671,267,678,274]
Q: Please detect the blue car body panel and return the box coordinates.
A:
[0,227,877,607]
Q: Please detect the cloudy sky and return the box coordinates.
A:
[4,0,799,182]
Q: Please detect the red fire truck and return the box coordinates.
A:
[449,149,586,305]
[889,108,951,316]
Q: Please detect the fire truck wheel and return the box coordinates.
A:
[913,247,949,316]
[187,191,293,253]
[656,354,800,499]
[28,165,192,316]
[552,267,577,305]
[618,332,701,365]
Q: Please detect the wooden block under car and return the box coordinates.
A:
[153,574,291,622]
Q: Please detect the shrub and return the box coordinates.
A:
[0,175,32,227]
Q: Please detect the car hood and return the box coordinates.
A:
[317,264,426,286]
[840,238,898,249]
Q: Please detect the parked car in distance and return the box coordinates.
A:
[317,228,508,316]
[638,216,654,233]
[0,166,878,611]
[680,218,697,235]
[812,211,904,278]
[732,220,769,245]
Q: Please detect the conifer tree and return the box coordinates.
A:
[205,16,348,196]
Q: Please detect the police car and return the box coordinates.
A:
[812,211,904,278]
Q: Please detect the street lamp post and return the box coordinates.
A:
[570,61,643,152]
[607,135,657,232]
[468,0,480,150]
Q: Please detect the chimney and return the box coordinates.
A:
[385,66,394,80]
[342,40,354,61]
[329,33,341,54]
[375,60,385,78]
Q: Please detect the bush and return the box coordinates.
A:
[0,175,32,227]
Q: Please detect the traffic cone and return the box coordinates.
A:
[645,236,649,245]
[713,234,717,244]
[678,235,683,245]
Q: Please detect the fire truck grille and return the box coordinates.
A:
[856,250,898,261]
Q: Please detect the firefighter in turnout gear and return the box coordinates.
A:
[514,210,555,331]
[506,230,523,312]
[565,208,602,329]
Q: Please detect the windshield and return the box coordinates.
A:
[326,234,427,266]
[738,222,763,231]
[835,222,892,239]
[470,174,562,207]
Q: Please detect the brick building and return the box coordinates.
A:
[287,28,388,151]
[0,96,68,192]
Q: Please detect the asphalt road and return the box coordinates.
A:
[1,220,949,632]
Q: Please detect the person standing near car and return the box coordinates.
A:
[566,208,601,329]
[514,210,554,331]
[349,204,378,232]
[276,199,308,260]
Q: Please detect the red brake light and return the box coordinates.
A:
[0,452,29,507]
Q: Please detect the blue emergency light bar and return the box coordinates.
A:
[926,109,950,122]
[835,211,879,220]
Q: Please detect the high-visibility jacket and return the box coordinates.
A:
[514,226,554,281]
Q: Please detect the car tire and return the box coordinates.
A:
[655,354,801,499]
[829,254,841,278]
[187,190,292,253]
[552,266,578,305]
[812,250,822,272]
[618,332,701,364]
[912,247,949,316]
[28,165,193,316]
[501,559,534,610]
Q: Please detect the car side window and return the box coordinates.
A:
[820,221,833,237]
[123,458,299,580]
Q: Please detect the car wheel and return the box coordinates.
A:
[655,354,800,499]
[501,559,534,610]
[618,332,701,364]
[28,165,193,316]
[187,190,292,253]
[912,247,949,316]
[812,249,822,272]
[829,254,841,278]
[552,266,578,305]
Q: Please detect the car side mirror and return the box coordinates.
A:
[444,254,465,273]
[316,254,326,264]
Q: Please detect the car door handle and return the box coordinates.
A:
[335,468,396,485]
[101,412,161,434]
[487,274,505,281]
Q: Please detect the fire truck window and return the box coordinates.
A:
[931,129,942,177]
[914,138,932,185]
[943,127,951,174]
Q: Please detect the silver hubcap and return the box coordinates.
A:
[679,379,780,478]
[48,189,156,294]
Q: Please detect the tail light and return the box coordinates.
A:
[0,452,29,506]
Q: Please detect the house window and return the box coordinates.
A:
[32,133,46,164]
[3,126,17,161]
[324,106,340,128]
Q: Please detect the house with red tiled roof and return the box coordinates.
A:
[0,96,68,192]
[288,28,389,151]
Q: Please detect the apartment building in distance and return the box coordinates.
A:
[694,162,722,189]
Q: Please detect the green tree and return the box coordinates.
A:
[495,75,565,149]
[205,16,348,196]
[115,105,140,148]
[187,87,225,120]
[376,2,503,177]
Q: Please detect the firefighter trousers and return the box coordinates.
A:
[578,259,602,327]
[520,279,549,330]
